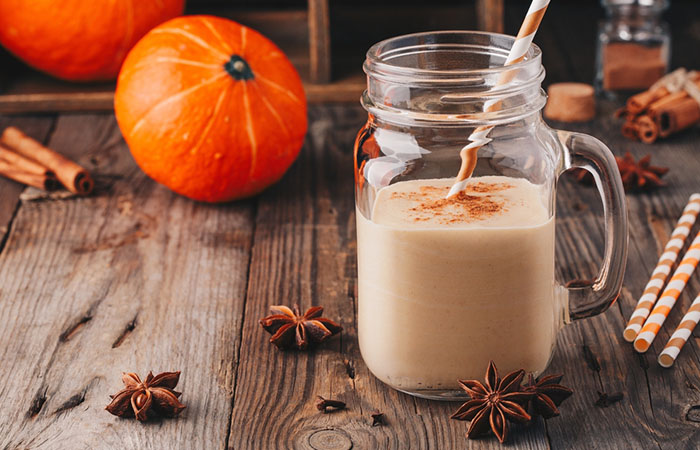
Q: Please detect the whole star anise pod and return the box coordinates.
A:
[259,304,342,350]
[105,371,186,421]
[570,152,668,192]
[451,361,532,443]
[616,151,668,190]
[523,374,573,419]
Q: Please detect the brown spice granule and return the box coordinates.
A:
[389,180,513,225]
[409,192,505,224]
[463,182,514,193]
[390,182,512,199]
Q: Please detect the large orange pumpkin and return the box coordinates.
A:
[114,16,307,202]
[0,0,184,81]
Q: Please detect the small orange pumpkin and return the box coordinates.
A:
[0,0,184,81]
[114,16,307,202]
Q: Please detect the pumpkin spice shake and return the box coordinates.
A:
[356,176,565,397]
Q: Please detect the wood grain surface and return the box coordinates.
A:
[0,115,255,449]
[1,4,700,450]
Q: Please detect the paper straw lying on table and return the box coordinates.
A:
[658,294,700,367]
[447,0,550,197]
[634,231,700,353]
[624,194,700,342]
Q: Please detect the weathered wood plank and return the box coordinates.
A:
[229,105,370,449]
[228,105,551,449]
[0,114,255,449]
[546,99,700,449]
[228,95,700,448]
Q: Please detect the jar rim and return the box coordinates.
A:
[364,30,542,83]
[361,30,547,126]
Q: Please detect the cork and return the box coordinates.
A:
[544,82,596,123]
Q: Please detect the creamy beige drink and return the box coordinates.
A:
[356,176,565,395]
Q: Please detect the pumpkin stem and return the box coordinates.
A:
[224,55,254,81]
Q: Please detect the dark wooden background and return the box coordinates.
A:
[1,2,700,449]
[3,0,699,111]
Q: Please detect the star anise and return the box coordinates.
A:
[105,371,186,421]
[523,374,573,419]
[616,151,668,190]
[570,152,668,191]
[259,304,342,350]
[451,361,532,443]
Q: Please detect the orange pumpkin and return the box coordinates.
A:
[114,16,307,202]
[0,0,184,81]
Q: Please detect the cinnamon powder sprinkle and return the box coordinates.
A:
[464,182,514,193]
[391,182,512,225]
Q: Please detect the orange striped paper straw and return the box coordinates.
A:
[658,293,700,367]
[447,0,550,197]
[624,194,700,341]
[634,231,700,353]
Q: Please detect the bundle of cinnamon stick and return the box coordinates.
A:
[617,68,700,144]
[0,126,93,194]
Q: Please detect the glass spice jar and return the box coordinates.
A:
[595,0,671,95]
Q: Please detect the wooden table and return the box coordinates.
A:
[2,4,700,449]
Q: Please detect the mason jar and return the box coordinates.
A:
[354,31,628,400]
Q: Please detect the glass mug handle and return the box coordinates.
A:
[556,130,629,320]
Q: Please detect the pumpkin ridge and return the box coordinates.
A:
[255,74,303,105]
[130,72,227,135]
[119,56,220,81]
[199,17,233,54]
[187,83,231,157]
[136,57,221,71]
[252,82,291,138]
[151,28,229,61]
[242,82,259,179]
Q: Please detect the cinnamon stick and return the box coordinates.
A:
[654,97,700,138]
[647,90,689,115]
[636,115,660,144]
[0,158,60,191]
[0,127,93,195]
[621,120,640,141]
[627,87,670,116]
[643,78,700,138]
[0,143,54,177]
[626,72,700,114]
